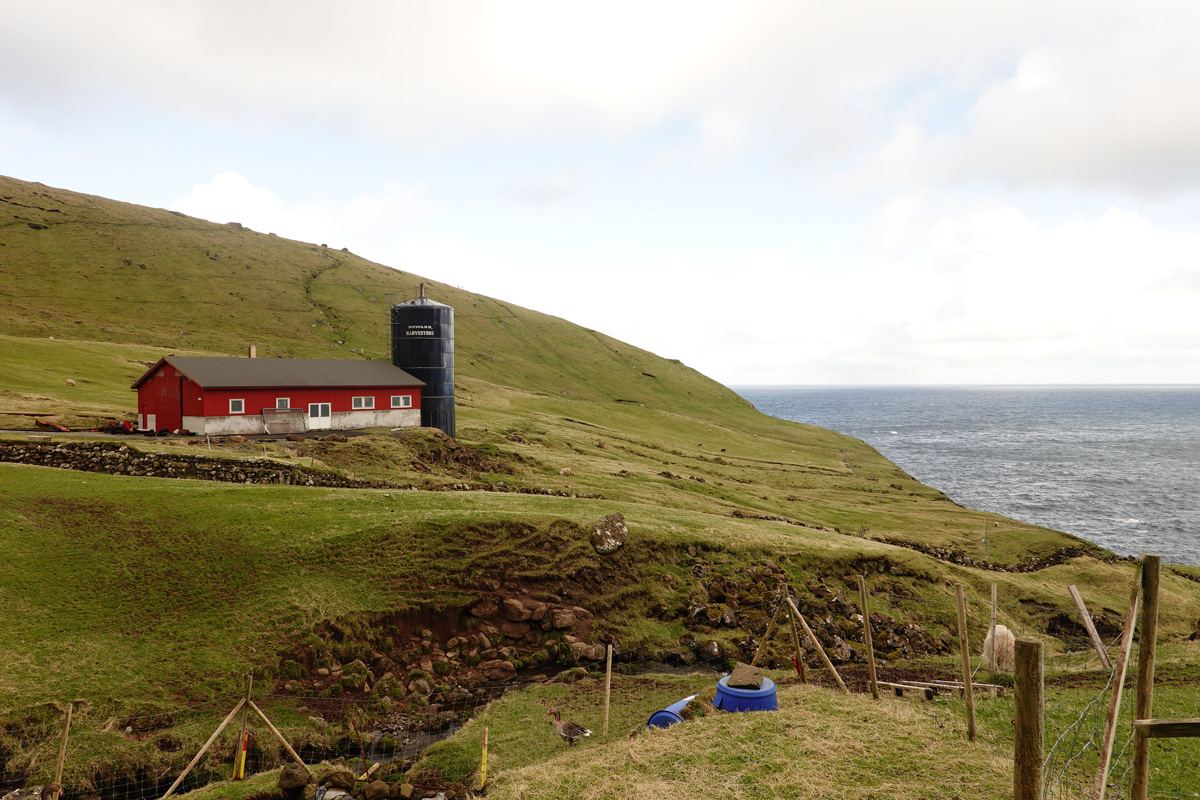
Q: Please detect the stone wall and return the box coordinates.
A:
[0,439,604,499]
[0,439,387,488]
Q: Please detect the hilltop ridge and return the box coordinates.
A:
[0,174,741,416]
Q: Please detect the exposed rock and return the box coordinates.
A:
[551,608,577,629]
[503,598,531,621]
[591,512,628,554]
[364,779,391,800]
[278,762,311,790]
[569,641,606,661]
[320,768,357,791]
[529,601,549,621]
[478,659,517,681]
[470,600,499,618]
[501,621,530,638]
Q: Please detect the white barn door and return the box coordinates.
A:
[308,403,331,430]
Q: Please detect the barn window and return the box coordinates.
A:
[352,396,375,409]
[230,399,245,414]
[391,395,412,408]
[276,397,290,409]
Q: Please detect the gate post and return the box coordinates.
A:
[1013,637,1044,800]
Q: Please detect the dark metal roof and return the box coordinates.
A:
[392,296,452,308]
[132,357,425,390]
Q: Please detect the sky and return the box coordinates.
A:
[3,1,1200,386]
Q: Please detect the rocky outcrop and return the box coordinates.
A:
[590,512,627,554]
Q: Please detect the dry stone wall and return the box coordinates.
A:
[0,439,386,488]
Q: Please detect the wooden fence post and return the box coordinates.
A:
[1013,637,1044,800]
[49,702,73,800]
[1131,554,1161,800]
[786,597,848,695]
[857,575,879,700]
[955,583,977,742]
[748,594,787,671]
[248,701,310,770]
[160,699,246,800]
[751,599,785,668]
[1094,575,1142,800]
[1068,585,1113,670]
[988,584,998,682]
[784,597,807,684]
[603,644,613,743]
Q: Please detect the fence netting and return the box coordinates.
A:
[2,579,1193,800]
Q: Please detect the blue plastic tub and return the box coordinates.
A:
[713,675,778,712]
[647,693,699,729]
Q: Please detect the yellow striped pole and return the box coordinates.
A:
[480,727,489,789]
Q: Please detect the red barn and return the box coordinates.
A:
[132,356,424,435]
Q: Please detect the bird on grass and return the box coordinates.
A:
[546,708,591,746]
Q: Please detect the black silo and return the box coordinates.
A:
[390,295,455,437]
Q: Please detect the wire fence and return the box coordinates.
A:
[3,576,1196,800]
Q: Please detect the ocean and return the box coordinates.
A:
[734,386,1200,567]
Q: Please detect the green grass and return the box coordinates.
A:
[4,172,1200,798]
[426,675,1015,800]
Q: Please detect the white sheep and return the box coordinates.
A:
[559,467,572,476]
[980,624,1016,672]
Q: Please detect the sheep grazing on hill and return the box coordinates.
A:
[981,624,1016,672]
[560,467,572,476]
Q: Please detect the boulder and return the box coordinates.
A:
[278,762,311,790]
[364,779,391,800]
[591,512,628,554]
[478,659,517,681]
[569,641,606,661]
[320,768,357,791]
[503,598,532,621]
[551,608,577,629]
[501,621,531,638]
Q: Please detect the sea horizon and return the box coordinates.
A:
[735,384,1200,568]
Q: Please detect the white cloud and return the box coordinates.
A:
[499,168,586,207]
[8,1,1200,199]
[171,171,1200,384]
[678,206,1200,384]
[172,172,428,251]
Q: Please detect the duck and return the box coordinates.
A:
[545,708,591,746]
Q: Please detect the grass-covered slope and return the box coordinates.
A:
[2,172,1198,726]
[0,174,737,414]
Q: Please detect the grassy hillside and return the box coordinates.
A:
[0,174,738,414]
[3,174,1199,797]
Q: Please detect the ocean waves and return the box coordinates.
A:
[736,385,1200,567]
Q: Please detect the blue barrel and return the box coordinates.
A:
[713,676,778,712]
[647,693,699,729]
